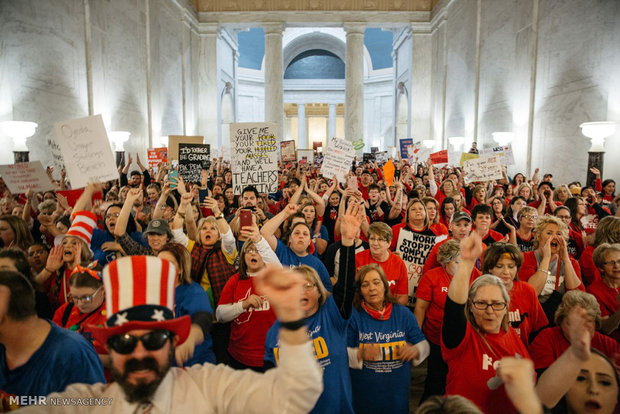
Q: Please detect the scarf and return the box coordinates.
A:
[190,241,216,283]
[361,301,393,321]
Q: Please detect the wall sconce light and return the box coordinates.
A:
[579,121,616,152]
[492,132,515,146]
[448,136,465,151]
[1,121,38,163]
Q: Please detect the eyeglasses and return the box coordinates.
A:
[603,259,620,266]
[471,301,507,311]
[368,237,387,243]
[71,287,103,304]
[556,215,571,220]
[105,212,120,219]
[522,214,537,220]
[303,283,317,292]
[107,330,172,355]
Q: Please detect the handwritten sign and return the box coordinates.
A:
[321,137,355,183]
[0,161,54,194]
[168,136,204,161]
[53,114,119,189]
[375,151,389,164]
[178,143,210,184]
[459,152,480,167]
[280,140,296,162]
[430,150,448,165]
[399,138,413,159]
[147,148,168,168]
[297,149,314,164]
[230,122,278,195]
[47,137,65,173]
[480,144,515,166]
[463,156,503,184]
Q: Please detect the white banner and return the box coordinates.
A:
[320,137,355,183]
[230,122,278,195]
[0,161,54,194]
[463,155,503,184]
[53,114,119,188]
[480,144,515,166]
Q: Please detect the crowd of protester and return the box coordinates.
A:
[0,149,619,413]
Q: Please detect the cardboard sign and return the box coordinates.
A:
[178,143,210,184]
[297,149,314,164]
[53,114,119,189]
[459,152,480,167]
[320,137,355,183]
[430,150,448,165]
[399,138,414,159]
[280,140,296,162]
[0,161,54,194]
[463,156,503,184]
[147,147,168,168]
[230,122,278,195]
[480,144,515,166]
[168,135,204,161]
[47,137,65,173]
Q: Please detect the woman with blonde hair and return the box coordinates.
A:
[587,243,620,341]
[516,182,534,202]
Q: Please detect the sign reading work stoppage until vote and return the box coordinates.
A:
[230,122,278,195]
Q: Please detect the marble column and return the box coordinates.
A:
[344,22,365,142]
[297,104,307,149]
[328,103,337,138]
[264,23,284,142]
[198,23,219,147]
[410,23,432,142]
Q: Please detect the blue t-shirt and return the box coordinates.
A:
[347,305,426,414]
[275,239,333,292]
[90,228,148,265]
[264,297,353,414]
[0,322,104,406]
[174,282,215,365]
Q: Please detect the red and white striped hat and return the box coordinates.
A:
[65,210,98,247]
[90,256,191,345]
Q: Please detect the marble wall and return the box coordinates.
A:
[0,0,205,172]
[429,0,620,184]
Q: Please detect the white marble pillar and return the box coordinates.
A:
[344,23,366,142]
[264,23,284,141]
[328,103,337,138]
[410,23,432,142]
[297,103,307,149]
[198,23,219,147]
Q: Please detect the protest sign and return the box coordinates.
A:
[168,136,204,161]
[399,138,413,159]
[280,140,296,162]
[320,137,355,183]
[47,137,65,173]
[362,152,374,163]
[0,161,54,194]
[429,150,448,165]
[53,114,118,189]
[480,144,515,166]
[375,151,389,164]
[383,159,395,186]
[178,143,210,184]
[459,152,479,167]
[463,156,503,184]
[230,122,278,195]
[297,149,314,164]
[57,188,102,208]
[147,148,168,168]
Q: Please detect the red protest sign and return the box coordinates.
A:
[148,148,168,168]
[429,150,448,164]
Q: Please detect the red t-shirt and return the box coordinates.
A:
[355,250,408,297]
[442,324,530,414]
[423,238,487,275]
[416,266,480,344]
[579,245,601,286]
[430,222,449,236]
[218,273,276,367]
[588,279,620,344]
[529,326,620,370]
[508,281,548,345]
[518,251,585,294]
[52,302,107,354]
[481,229,504,246]
[528,199,553,215]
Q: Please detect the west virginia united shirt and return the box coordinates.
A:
[264,297,354,414]
[347,304,427,414]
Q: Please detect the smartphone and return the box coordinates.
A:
[168,171,179,189]
[347,176,358,192]
[198,188,210,204]
[240,209,252,228]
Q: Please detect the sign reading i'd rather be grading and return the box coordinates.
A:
[230,122,278,195]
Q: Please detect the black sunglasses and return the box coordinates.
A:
[107,331,172,354]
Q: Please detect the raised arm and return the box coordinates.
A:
[74,182,102,212]
[448,232,483,305]
[114,188,141,237]
[304,180,326,217]
[526,238,553,295]
[260,204,299,251]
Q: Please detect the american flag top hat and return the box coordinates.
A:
[89,256,191,346]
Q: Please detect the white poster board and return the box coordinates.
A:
[0,161,54,194]
[46,137,65,174]
[320,137,355,183]
[280,140,296,162]
[53,114,119,189]
[297,149,314,164]
[230,122,278,195]
[480,145,515,166]
[463,156,503,184]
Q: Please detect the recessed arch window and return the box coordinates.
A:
[284,49,345,79]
